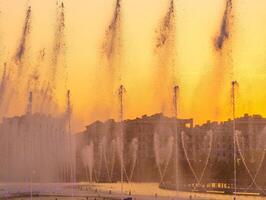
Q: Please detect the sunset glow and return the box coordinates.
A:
[1,0,266,131]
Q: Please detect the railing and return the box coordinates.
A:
[160,182,266,196]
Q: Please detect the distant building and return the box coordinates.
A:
[76,113,193,182]
[76,113,266,184]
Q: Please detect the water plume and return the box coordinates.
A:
[14,6,31,66]
[0,92,74,183]
[2,6,32,117]
[153,3,177,183]
[93,0,123,121]
[192,0,234,120]
[100,0,123,95]
[81,144,94,182]
[181,130,213,185]
[236,130,266,191]
[156,0,175,49]
[117,84,126,191]
[51,1,66,85]
[154,0,176,114]
[153,127,174,184]
[102,137,116,182]
[127,138,138,182]
[102,0,121,62]
[215,0,233,51]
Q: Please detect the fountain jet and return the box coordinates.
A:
[101,0,123,90]
[173,85,179,192]
[118,84,126,192]
[231,80,238,200]
[193,0,234,120]
[154,0,177,114]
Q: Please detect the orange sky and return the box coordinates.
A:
[1,0,266,132]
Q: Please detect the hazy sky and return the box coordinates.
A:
[1,0,266,131]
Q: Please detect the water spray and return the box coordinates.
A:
[14,6,31,66]
[118,84,126,194]
[215,0,233,50]
[153,132,174,184]
[128,138,138,182]
[235,131,263,192]
[173,85,179,195]
[51,1,66,87]
[101,0,123,93]
[66,89,75,197]
[196,0,234,120]
[181,129,213,187]
[28,49,45,91]
[156,0,175,49]
[103,137,116,182]
[103,0,121,60]
[153,1,177,180]
[154,0,176,113]
[231,80,238,199]
[181,131,200,184]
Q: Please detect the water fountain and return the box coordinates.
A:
[94,139,104,182]
[103,137,117,182]
[126,138,139,182]
[152,0,177,186]
[2,0,266,199]
[81,143,94,182]
[235,130,266,192]
[181,130,213,186]
[153,128,174,184]
[0,90,74,183]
